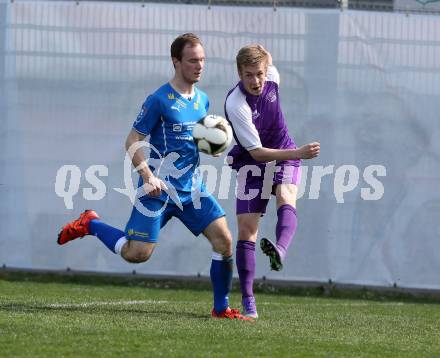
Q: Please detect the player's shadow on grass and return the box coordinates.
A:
[0,303,209,319]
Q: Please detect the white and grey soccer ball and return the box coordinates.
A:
[192,115,233,155]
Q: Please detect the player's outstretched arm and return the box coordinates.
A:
[125,128,168,196]
[294,142,321,159]
[249,142,320,162]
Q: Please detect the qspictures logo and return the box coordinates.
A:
[54,142,386,216]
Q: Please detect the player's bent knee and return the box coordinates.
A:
[238,222,258,242]
[238,226,256,239]
[276,184,298,208]
[204,217,233,256]
[122,241,154,263]
[222,233,233,250]
[211,232,232,257]
[124,251,151,263]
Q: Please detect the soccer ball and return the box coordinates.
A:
[192,115,233,155]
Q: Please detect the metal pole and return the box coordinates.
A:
[0,2,6,85]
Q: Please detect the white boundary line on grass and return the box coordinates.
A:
[44,300,169,308]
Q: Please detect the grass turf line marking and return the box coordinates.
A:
[42,299,169,308]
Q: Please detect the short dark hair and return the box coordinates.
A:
[170,33,202,61]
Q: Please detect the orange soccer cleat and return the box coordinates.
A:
[211,307,253,321]
[57,210,100,245]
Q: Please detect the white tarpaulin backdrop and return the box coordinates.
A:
[1,1,439,289]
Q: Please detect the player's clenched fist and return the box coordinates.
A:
[296,142,320,159]
[142,175,168,196]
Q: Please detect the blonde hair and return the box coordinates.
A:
[236,45,269,73]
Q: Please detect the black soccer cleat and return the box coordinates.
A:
[260,238,283,271]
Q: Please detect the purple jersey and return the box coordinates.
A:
[224,65,300,169]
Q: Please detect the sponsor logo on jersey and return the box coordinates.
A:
[252,109,260,120]
[267,89,277,103]
[171,98,187,112]
[175,135,193,141]
[173,124,182,132]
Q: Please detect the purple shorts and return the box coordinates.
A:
[235,162,301,215]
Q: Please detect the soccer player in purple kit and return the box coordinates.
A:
[224,45,320,318]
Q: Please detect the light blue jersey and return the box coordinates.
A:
[126,83,225,242]
[133,83,209,200]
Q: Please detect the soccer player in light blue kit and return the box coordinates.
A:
[57,33,251,321]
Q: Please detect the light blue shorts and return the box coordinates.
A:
[124,192,225,243]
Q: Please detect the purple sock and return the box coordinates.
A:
[236,240,255,298]
[276,205,297,259]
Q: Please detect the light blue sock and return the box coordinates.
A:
[210,252,233,313]
[88,219,125,254]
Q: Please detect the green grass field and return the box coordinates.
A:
[1,278,440,357]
